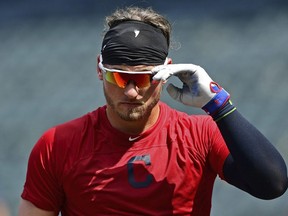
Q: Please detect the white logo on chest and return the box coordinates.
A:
[129,136,140,141]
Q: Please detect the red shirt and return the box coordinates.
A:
[21,102,229,216]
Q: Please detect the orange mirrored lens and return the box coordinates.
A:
[105,71,152,88]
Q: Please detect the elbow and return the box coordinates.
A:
[260,160,288,199]
[271,176,288,199]
[261,176,288,200]
[247,170,288,200]
[268,164,288,199]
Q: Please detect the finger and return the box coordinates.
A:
[151,65,167,74]
[152,66,172,81]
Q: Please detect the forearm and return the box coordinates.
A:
[217,108,288,199]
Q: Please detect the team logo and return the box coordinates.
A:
[134,29,140,38]
[129,136,140,141]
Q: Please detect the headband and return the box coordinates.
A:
[101,20,169,66]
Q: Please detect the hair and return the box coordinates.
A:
[104,6,172,47]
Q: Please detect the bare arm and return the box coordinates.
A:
[18,199,57,216]
[0,201,10,216]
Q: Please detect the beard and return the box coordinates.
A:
[103,86,161,121]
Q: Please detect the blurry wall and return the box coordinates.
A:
[0,0,287,215]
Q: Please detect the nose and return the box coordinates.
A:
[124,82,139,99]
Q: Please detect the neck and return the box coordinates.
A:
[106,104,160,135]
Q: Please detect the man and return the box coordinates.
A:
[19,6,287,216]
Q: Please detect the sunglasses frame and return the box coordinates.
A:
[98,55,168,88]
[99,63,153,75]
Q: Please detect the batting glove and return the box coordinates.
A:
[152,64,230,116]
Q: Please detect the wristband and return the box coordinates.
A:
[202,82,230,115]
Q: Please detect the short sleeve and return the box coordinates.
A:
[207,121,230,180]
[21,128,64,212]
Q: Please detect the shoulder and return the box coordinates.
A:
[31,106,107,168]
[160,102,215,128]
[159,103,221,150]
[52,106,106,139]
[159,103,227,165]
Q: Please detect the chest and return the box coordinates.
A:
[61,139,207,215]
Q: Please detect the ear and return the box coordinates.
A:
[167,57,172,64]
[96,55,103,80]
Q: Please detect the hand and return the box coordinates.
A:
[152,64,230,115]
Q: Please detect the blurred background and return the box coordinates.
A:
[0,0,288,215]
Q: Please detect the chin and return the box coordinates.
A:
[118,109,147,121]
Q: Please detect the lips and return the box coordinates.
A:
[120,101,144,106]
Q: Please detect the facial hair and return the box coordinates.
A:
[103,85,161,121]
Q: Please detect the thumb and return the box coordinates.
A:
[166,83,182,102]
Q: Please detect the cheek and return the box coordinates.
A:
[152,87,162,99]
[103,80,123,96]
[145,83,163,98]
[152,82,163,92]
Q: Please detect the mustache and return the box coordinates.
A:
[120,100,145,105]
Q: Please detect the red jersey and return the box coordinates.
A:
[21,102,229,216]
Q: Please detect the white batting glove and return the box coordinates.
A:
[152,64,230,115]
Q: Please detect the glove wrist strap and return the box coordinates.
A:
[202,84,230,115]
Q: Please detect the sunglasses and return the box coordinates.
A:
[99,64,155,89]
[99,56,169,89]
